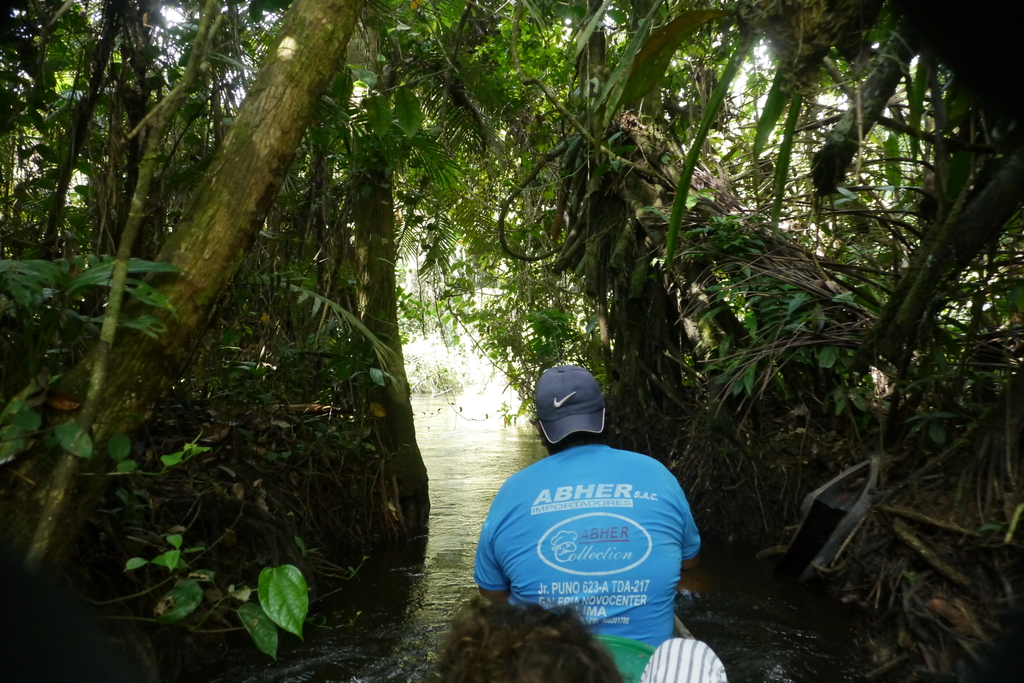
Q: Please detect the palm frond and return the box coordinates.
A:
[419,212,462,276]
[408,135,462,189]
[246,272,396,371]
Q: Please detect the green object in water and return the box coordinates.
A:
[594,634,656,683]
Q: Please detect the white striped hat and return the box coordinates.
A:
[639,639,728,683]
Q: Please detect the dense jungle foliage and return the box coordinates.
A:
[1,0,1022,679]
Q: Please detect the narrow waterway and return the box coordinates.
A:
[189,390,865,683]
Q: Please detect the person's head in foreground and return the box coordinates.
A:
[640,638,728,683]
[533,365,607,453]
[434,598,623,683]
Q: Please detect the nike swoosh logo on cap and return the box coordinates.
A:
[553,392,576,408]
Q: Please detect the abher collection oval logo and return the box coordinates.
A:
[536,512,652,576]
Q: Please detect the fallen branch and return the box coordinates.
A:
[882,505,980,537]
[865,653,910,679]
[892,518,971,587]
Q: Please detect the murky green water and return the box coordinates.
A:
[188,391,864,683]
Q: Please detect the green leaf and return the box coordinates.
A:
[294,535,307,557]
[363,95,391,138]
[833,388,849,416]
[0,394,28,421]
[620,9,732,106]
[8,408,41,431]
[350,68,377,92]
[65,257,178,297]
[124,280,175,313]
[230,585,253,602]
[945,150,972,202]
[818,346,838,369]
[238,602,278,659]
[0,384,41,465]
[124,557,148,571]
[369,367,385,386]
[942,82,972,132]
[161,450,185,468]
[55,422,93,459]
[1,426,30,465]
[0,260,67,307]
[108,433,131,461]
[258,565,308,639]
[754,70,787,160]
[115,460,138,473]
[152,550,185,571]
[393,87,423,138]
[883,133,901,189]
[665,38,750,265]
[908,62,926,130]
[596,0,665,129]
[786,292,811,317]
[155,580,203,623]
[831,291,857,306]
[741,364,755,396]
[770,92,802,230]
[574,0,614,60]
[117,314,169,337]
[166,534,183,549]
[907,61,927,156]
[928,421,946,445]
[184,443,211,457]
[606,8,626,23]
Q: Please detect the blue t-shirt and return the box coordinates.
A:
[474,444,700,647]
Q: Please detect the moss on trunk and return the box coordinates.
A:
[0,0,366,566]
[352,164,430,531]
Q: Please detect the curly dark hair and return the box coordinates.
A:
[434,598,623,683]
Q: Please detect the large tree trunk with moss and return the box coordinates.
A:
[352,164,430,531]
[0,0,365,566]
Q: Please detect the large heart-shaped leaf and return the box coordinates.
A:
[363,95,392,138]
[154,580,203,623]
[394,87,423,138]
[258,564,308,639]
[238,603,279,659]
[108,432,131,461]
[55,422,93,459]
[8,408,41,431]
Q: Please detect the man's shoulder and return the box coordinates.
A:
[600,446,673,470]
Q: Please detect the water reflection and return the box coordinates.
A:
[187,389,864,683]
[676,542,862,683]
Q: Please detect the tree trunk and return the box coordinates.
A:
[811,22,916,196]
[863,144,1024,367]
[352,164,430,531]
[0,0,365,566]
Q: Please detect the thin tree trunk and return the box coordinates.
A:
[44,0,119,256]
[0,0,365,566]
[811,22,916,195]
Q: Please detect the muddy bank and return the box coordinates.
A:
[67,396,411,681]
[612,403,1024,682]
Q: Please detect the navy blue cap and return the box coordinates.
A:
[534,365,605,444]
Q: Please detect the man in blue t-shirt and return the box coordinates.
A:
[474,365,701,647]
